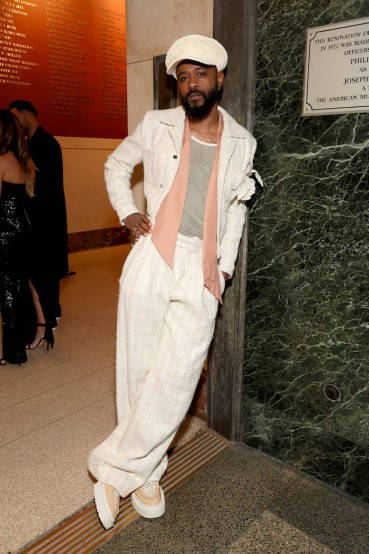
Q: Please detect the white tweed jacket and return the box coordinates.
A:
[105,105,258,277]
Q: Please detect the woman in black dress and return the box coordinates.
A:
[0,110,35,365]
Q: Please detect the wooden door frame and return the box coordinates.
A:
[208,0,258,441]
[153,54,178,110]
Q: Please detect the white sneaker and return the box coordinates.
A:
[131,480,165,518]
[94,481,120,529]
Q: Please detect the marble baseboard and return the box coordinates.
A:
[242,396,369,502]
[68,227,130,253]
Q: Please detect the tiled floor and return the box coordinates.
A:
[2,245,369,554]
[0,245,129,553]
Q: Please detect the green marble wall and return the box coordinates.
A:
[243,0,369,501]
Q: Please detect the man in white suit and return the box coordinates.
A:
[88,34,261,530]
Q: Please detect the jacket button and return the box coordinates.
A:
[173,155,177,159]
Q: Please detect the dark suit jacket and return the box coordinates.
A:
[26,126,69,279]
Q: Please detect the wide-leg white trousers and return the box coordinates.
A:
[88,234,223,498]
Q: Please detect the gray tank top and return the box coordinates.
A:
[178,136,217,239]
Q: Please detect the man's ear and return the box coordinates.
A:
[217,70,224,91]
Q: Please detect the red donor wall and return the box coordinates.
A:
[0,0,127,139]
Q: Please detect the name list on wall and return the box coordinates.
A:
[303,17,369,116]
[0,0,127,138]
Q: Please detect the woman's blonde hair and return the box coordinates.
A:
[0,109,35,197]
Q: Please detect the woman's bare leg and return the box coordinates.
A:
[28,279,47,348]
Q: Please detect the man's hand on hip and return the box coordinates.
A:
[125,212,152,239]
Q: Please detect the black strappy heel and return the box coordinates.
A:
[26,323,54,351]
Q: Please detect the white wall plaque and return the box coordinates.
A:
[303,17,369,116]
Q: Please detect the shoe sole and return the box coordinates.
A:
[93,482,116,530]
[131,486,165,518]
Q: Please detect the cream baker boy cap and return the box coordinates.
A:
[165,34,228,78]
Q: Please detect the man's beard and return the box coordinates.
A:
[180,85,219,121]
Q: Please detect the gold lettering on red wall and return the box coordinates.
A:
[0,0,127,139]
